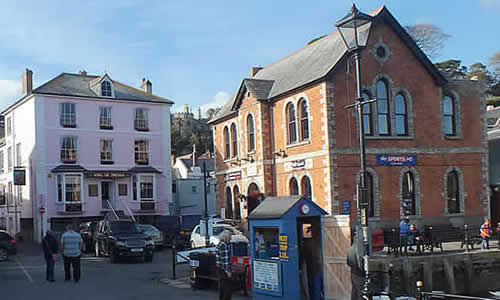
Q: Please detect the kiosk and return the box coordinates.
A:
[248,195,327,300]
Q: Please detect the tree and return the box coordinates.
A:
[406,24,451,60]
[206,108,216,120]
[491,51,500,73]
[435,59,468,79]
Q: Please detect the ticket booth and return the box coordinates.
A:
[248,195,327,300]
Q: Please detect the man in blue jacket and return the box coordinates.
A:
[399,217,411,255]
[42,230,59,282]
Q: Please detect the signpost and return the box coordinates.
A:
[376,154,417,166]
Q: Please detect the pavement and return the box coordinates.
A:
[1,242,250,300]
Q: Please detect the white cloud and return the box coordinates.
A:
[200,91,232,117]
[0,80,22,111]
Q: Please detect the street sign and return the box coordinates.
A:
[342,201,351,214]
[376,154,417,166]
[39,207,45,214]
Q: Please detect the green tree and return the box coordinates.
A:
[435,59,468,79]
[491,51,500,73]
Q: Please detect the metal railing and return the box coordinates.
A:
[416,281,496,300]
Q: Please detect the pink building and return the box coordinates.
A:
[0,70,173,242]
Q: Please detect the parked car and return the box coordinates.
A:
[94,220,154,263]
[137,224,164,249]
[154,215,202,250]
[0,230,17,262]
[79,221,99,253]
[190,224,249,248]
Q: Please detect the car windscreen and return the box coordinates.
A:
[139,225,159,233]
[110,222,141,234]
[213,227,237,236]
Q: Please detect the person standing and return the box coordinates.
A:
[60,224,83,282]
[480,218,492,250]
[42,230,59,282]
[399,217,410,255]
[216,230,232,300]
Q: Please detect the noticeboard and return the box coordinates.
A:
[279,235,288,261]
[253,259,282,296]
[14,169,26,185]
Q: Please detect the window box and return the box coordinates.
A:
[100,160,114,165]
[140,201,155,211]
[134,125,149,132]
[100,125,113,130]
[61,123,77,128]
[62,159,77,164]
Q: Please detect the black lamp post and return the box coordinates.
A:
[336,4,374,299]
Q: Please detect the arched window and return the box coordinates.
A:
[101,81,112,97]
[230,123,238,158]
[442,95,456,136]
[247,114,255,152]
[447,171,460,213]
[366,173,375,217]
[223,127,230,160]
[247,183,260,213]
[298,99,309,141]
[233,186,241,219]
[401,172,416,216]
[376,80,390,135]
[395,93,408,136]
[362,92,373,136]
[289,178,299,195]
[225,187,233,219]
[286,103,297,144]
[301,176,312,197]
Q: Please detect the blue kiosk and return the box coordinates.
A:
[248,195,327,300]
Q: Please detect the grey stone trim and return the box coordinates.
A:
[332,146,486,154]
[370,41,392,65]
[355,167,380,218]
[440,89,463,139]
[392,87,414,137]
[398,167,422,216]
[443,166,466,215]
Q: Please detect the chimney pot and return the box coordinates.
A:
[140,78,152,94]
[22,69,33,95]
[79,70,87,75]
[249,66,263,77]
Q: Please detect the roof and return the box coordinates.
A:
[51,165,87,173]
[127,166,162,173]
[210,6,446,124]
[248,195,303,219]
[181,158,215,172]
[4,73,173,114]
[51,165,161,174]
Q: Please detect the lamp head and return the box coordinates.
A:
[335,4,373,52]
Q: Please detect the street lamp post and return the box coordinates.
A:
[336,4,374,299]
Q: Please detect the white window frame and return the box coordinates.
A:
[61,136,78,163]
[56,173,84,204]
[134,140,149,165]
[101,81,112,97]
[100,139,113,162]
[59,103,76,127]
[15,143,21,166]
[134,108,149,131]
[131,174,156,202]
[99,106,112,128]
[6,117,11,136]
[0,151,4,174]
[7,147,12,171]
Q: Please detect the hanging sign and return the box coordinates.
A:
[376,154,417,166]
[278,235,288,261]
[13,168,26,185]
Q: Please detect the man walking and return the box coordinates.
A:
[399,217,410,255]
[480,218,492,250]
[42,230,59,282]
[60,224,83,282]
[216,230,232,300]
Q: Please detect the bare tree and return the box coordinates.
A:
[406,24,451,60]
[491,51,500,73]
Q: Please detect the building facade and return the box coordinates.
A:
[210,6,488,228]
[0,70,173,241]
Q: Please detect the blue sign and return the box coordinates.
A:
[376,154,417,166]
[341,201,351,215]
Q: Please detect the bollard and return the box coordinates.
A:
[464,224,470,252]
[172,244,176,280]
[416,281,423,300]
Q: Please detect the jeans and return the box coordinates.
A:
[44,255,55,281]
[218,267,232,300]
[63,256,81,282]
[482,237,490,250]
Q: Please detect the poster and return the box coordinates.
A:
[279,235,288,261]
[253,259,281,293]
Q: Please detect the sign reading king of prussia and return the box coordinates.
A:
[376,154,417,166]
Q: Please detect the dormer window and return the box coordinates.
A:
[101,81,112,97]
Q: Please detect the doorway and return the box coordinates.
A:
[297,217,323,300]
[101,181,114,209]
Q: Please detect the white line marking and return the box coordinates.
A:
[15,258,34,283]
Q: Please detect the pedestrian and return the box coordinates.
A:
[347,231,364,300]
[60,224,83,282]
[216,230,232,300]
[480,218,492,250]
[408,224,419,251]
[42,230,59,282]
[399,217,410,255]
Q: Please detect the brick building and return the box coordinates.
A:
[209,6,488,228]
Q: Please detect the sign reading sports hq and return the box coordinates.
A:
[376,154,417,166]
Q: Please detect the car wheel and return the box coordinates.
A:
[191,241,196,249]
[95,243,100,257]
[0,248,8,262]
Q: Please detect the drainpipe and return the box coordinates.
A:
[269,101,277,196]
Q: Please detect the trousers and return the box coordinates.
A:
[63,256,81,282]
[218,267,232,300]
[44,255,55,281]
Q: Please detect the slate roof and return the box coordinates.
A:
[51,165,87,173]
[127,166,162,173]
[3,73,173,114]
[248,195,303,219]
[209,6,446,124]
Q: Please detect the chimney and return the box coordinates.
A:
[22,69,33,95]
[249,66,263,77]
[140,78,152,94]
[79,70,87,76]
[192,144,198,167]
[197,107,202,120]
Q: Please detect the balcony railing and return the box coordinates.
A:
[56,202,83,214]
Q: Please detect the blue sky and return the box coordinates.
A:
[0,0,499,115]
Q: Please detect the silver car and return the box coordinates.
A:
[138,224,164,249]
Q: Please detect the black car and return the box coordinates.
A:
[0,231,17,262]
[79,221,98,253]
[94,220,154,263]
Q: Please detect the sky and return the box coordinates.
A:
[0,0,499,116]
